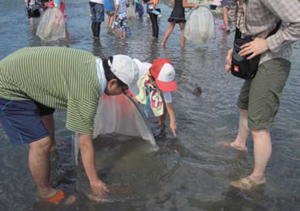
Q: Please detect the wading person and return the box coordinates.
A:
[0,47,139,203]
[112,0,129,38]
[219,0,230,33]
[160,0,199,47]
[89,0,105,39]
[147,0,161,38]
[225,0,300,190]
[25,0,42,29]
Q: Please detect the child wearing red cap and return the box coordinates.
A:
[133,58,177,137]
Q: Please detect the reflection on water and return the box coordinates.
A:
[0,0,300,210]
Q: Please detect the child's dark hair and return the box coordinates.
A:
[102,56,128,90]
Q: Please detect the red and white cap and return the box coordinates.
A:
[150,59,177,92]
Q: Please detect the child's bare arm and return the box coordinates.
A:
[166,103,177,137]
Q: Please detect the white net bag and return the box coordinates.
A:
[184,6,215,44]
[73,93,158,164]
[36,7,66,42]
[127,1,136,19]
[73,94,158,165]
[93,93,156,147]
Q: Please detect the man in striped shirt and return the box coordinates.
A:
[0,47,140,202]
[225,0,300,190]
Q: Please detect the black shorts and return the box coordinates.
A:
[27,8,41,18]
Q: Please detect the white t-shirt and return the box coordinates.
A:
[90,0,104,4]
[114,0,128,14]
[133,59,172,104]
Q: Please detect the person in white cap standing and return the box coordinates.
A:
[0,46,139,203]
[133,58,178,137]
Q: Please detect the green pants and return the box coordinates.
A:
[237,58,291,130]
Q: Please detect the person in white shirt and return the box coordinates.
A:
[132,59,177,137]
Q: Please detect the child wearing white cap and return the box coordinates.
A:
[132,58,177,137]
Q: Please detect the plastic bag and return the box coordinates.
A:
[36,7,66,42]
[183,6,216,44]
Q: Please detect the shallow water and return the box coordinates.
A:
[0,0,300,210]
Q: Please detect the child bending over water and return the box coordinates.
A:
[132,59,177,136]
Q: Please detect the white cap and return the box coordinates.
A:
[132,58,152,79]
[110,55,140,95]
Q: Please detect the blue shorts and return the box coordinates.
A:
[0,98,54,145]
[221,0,230,8]
[90,2,105,22]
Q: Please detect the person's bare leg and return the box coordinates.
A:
[30,17,34,29]
[233,109,249,147]
[161,22,175,46]
[223,7,229,31]
[108,16,113,27]
[65,24,70,46]
[179,23,186,47]
[231,129,269,189]
[249,129,271,181]
[122,29,126,38]
[41,114,56,152]
[115,28,121,37]
[223,109,249,151]
[158,113,166,126]
[29,137,57,198]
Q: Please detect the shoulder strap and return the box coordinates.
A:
[266,21,282,38]
[234,20,281,41]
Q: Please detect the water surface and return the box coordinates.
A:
[0,0,300,210]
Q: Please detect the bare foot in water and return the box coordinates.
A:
[231,176,266,190]
[161,42,166,47]
[222,141,248,152]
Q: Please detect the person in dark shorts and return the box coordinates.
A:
[89,0,105,39]
[219,0,231,32]
[0,47,140,203]
[25,0,42,29]
[161,0,199,47]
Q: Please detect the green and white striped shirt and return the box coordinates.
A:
[0,47,101,135]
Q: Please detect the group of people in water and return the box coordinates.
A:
[25,0,230,47]
[5,0,299,205]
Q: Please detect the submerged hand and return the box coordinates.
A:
[225,48,233,73]
[239,38,269,59]
[89,180,109,202]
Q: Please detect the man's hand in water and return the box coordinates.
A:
[170,121,177,137]
[89,180,109,202]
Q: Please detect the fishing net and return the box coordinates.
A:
[73,93,157,164]
[36,7,66,42]
[183,6,216,44]
[93,94,156,145]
